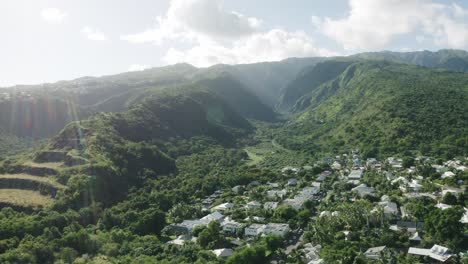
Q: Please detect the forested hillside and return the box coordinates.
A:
[277,60,468,158]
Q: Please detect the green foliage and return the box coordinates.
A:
[278,60,468,158]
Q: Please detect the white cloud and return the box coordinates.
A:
[81,27,108,41]
[123,0,335,67]
[163,29,337,67]
[314,0,468,50]
[41,8,66,23]
[121,0,261,44]
[128,64,150,71]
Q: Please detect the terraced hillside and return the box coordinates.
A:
[0,157,66,211]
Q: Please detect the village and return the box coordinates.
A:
[160,152,468,263]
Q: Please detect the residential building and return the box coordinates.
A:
[244,223,265,237]
[364,246,387,260]
[263,223,290,237]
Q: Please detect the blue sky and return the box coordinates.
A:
[2,0,468,86]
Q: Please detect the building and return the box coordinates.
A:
[212,248,234,258]
[282,198,304,210]
[364,246,387,260]
[378,201,399,218]
[267,189,288,199]
[264,201,279,210]
[263,223,290,237]
[441,171,455,179]
[408,245,453,262]
[348,169,363,180]
[246,201,262,210]
[351,184,375,197]
[221,218,242,234]
[212,203,234,212]
[287,178,298,186]
[244,223,265,237]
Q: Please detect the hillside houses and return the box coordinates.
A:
[161,153,467,262]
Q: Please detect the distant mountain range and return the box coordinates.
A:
[0,49,467,160]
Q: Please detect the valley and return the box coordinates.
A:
[0,50,466,263]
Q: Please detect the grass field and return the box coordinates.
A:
[0,189,53,207]
[0,173,64,188]
[23,161,63,170]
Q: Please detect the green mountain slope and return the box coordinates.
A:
[354,49,468,72]
[279,60,355,111]
[45,84,252,206]
[277,60,468,158]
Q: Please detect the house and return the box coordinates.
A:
[351,184,375,197]
[377,201,399,218]
[168,234,195,245]
[174,219,206,233]
[301,186,320,196]
[246,201,262,210]
[264,201,279,210]
[409,232,422,243]
[201,212,224,223]
[282,198,304,210]
[287,178,298,186]
[441,171,455,179]
[302,243,323,263]
[407,180,422,192]
[212,203,233,212]
[441,186,464,197]
[244,223,265,237]
[263,223,290,237]
[364,246,387,260]
[221,218,242,234]
[348,169,363,180]
[408,245,453,262]
[244,216,265,223]
[316,171,332,182]
[435,203,452,210]
[212,248,234,258]
[267,189,287,199]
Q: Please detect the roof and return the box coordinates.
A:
[348,169,363,179]
[212,248,234,258]
[201,212,224,222]
[365,246,386,254]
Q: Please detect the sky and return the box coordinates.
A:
[2,0,468,87]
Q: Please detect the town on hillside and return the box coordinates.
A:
[161,152,468,263]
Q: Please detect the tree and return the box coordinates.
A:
[442,192,458,205]
[197,221,225,249]
[425,206,465,249]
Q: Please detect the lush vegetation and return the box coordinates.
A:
[277,60,468,158]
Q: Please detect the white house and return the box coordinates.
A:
[441,171,455,179]
[408,245,453,262]
[263,223,290,237]
[348,169,363,180]
[246,201,262,210]
[221,218,242,234]
[211,203,233,212]
[364,246,387,260]
[212,248,234,258]
[244,223,265,237]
